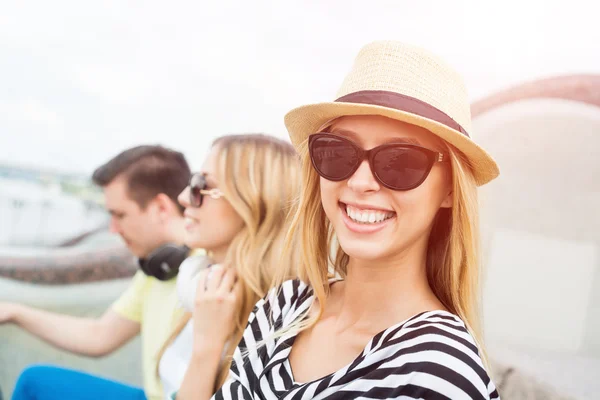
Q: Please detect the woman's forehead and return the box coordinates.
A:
[327,115,445,150]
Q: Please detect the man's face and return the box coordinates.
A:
[103,176,164,258]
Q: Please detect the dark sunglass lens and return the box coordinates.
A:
[373,147,431,190]
[309,136,359,181]
[189,174,206,206]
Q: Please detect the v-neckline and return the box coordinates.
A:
[267,283,457,389]
[283,311,441,386]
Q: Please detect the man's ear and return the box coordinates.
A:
[154,193,179,220]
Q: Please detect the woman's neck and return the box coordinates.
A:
[331,246,443,334]
[208,245,229,265]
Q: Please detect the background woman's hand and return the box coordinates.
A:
[191,265,240,351]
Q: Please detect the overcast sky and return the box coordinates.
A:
[1,0,598,174]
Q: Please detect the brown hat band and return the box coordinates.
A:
[335,90,470,138]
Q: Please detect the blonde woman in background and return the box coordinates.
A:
[157,134,300,399]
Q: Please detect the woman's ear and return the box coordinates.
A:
[440,190,453,209]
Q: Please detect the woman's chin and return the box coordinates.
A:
[337,238,392,263]
[183,236,205,250]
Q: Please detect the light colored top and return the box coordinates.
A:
[159,319,195,400]
[112,270,184,400]
[160,317,231,400]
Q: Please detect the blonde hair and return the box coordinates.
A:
[157,134,301,391]
[276,133,488,363]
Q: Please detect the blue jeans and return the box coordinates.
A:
[11,364,146,400]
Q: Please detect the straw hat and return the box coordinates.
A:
[284,41,499,185]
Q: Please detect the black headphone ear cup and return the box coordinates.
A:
[138,258,151,276]
[138,244,190,281]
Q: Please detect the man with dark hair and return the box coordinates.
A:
[0,145,192,400]
[92,145,190,259]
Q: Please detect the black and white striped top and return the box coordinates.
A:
[213,280,500,400]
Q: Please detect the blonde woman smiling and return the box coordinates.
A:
[157,134,300,399]
[176,41,501,400]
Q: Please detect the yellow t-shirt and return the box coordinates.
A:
[112,270,184,400]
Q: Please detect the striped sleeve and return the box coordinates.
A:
[212,296,271,400]
[212,280,308,400]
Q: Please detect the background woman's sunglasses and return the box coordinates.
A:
[308,133,447,191]
[189,173,224,207]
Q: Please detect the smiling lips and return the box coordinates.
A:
[339,202,396,234]
[184,215,198,230]
[344,204,395,224]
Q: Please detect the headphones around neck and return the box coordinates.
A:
[176,253,219,312]
[138,244,190,281]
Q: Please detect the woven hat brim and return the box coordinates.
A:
[284,102,499,186]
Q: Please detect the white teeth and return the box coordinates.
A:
[345,205,395,224]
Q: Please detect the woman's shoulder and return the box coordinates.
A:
[392,310,480,351]
[252,279,313,318]
[275,278,312,302]
[251,279,313,319]
[372,310,499,399]
[381,310,484,364]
